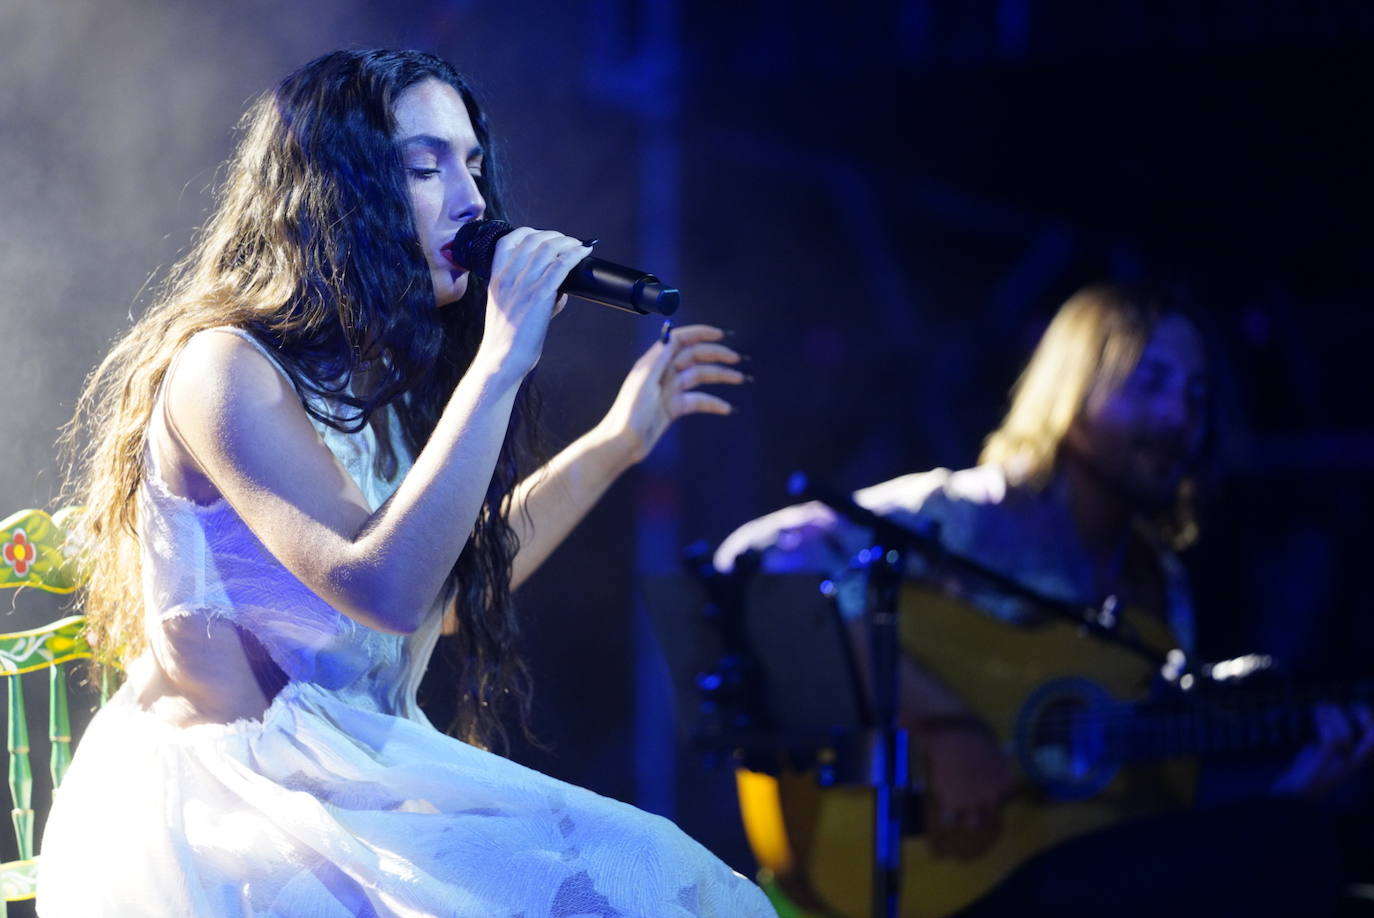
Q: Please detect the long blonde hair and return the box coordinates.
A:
[979,283,1204,548]
[59,50,540,750]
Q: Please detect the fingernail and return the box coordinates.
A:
[581,237,600,247]
[742,373,756,384]
[660,320,673,344]
[737,352,753,364]
[723,329,738,338]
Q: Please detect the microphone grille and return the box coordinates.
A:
[451,220,514,279]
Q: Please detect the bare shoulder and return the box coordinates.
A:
[163,329,311,445]
[167,328,291,409]
[161,328,349,498]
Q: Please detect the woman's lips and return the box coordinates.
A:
[438,243,468,282]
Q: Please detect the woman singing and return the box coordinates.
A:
[39,48,773,917]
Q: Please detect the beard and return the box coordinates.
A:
[1061,425,1194,513]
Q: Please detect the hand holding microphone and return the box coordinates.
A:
[456,221,740,472]
[451,220,680,317]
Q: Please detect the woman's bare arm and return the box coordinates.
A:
[164,229,590,634]
[505,325,743,590]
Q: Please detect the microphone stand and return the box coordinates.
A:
[786,472,1177,918]
[863,536,909,918]
[787,473,913,918]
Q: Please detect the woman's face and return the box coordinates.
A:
[392,78,486,307]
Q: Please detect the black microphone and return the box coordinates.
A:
[450,220,680,317]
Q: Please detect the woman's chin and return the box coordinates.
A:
[433,270,468,307]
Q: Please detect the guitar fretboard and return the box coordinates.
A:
[1102,680,1374,760]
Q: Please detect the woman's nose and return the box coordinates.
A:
[449,173,485,224]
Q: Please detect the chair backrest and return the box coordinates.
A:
[0,508,93,910]
[0,617,93,907]
[1,621,92,838]
[0,507,86,598]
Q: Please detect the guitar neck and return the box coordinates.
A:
[1115,679,1374,760]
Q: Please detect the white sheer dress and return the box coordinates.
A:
[37,328,774,918]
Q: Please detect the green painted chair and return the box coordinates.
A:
[0,507,93,915]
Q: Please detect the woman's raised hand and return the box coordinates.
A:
[596,324,747,467]
[477,228,590,381]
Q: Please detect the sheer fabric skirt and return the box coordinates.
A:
[37,680,774,917]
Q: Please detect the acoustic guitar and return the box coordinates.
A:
[736,582,1358,918]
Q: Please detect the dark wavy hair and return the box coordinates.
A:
[61,49,541,751]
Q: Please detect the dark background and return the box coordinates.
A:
[2,0,1372,899]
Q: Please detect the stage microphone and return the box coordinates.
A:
[450,220,680,317]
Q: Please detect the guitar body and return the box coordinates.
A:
[738,583,1196,918]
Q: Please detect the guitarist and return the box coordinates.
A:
[715,283,1374,916]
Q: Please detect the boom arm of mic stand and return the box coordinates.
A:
[786,471,1169,669]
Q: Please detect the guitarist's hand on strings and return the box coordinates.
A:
[1272,702,1374,800]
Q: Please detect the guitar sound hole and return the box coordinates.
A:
[1028,698,1100,781]
[1017,678,1118,799]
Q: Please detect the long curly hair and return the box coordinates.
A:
[59,49,541,750]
